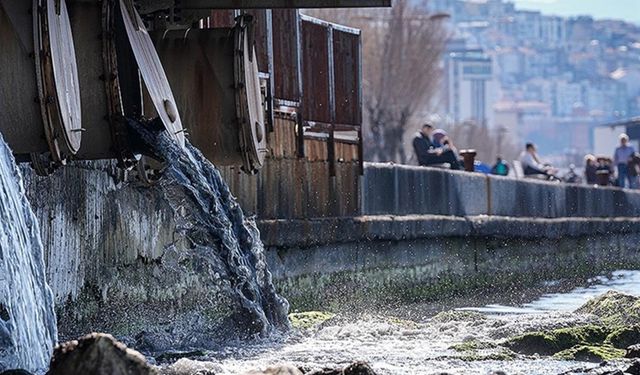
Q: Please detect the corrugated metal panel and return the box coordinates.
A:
[272,9,300,102]
[208,9,235,27]
[332,28,362,126]
[268,116,298,158]
[300,18,331,124]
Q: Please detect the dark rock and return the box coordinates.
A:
[155,350,206,363]
[304,362,376,375]
[627,344,640,358]
[243,365,303,375]
[606,326,640,349]
[626,360,640,375]
[0,371,34,375]
[47,333,156,375]
[343,362,376,375]
[305,370,340,375]
[490,372,508,375]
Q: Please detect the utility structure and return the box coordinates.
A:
[0,0,387,177]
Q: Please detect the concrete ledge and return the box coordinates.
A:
[362,162,640,218]
[258,215,640,248]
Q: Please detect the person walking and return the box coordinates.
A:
[613,133,636,188]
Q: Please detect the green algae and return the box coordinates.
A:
[459,350,517,362]
[506,325,611,356]
[606,325,640,349]
[504,292,640,361]
[576,291,640,326]
[553,345,625,362]
[288,311,335,330]
[450,340,497,352]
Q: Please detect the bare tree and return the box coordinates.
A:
[447,122,521,165]
[306,0,450,163]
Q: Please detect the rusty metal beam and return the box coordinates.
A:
[176,0,391,9]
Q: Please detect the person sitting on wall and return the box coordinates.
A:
[490,156,510,176]
[412,123,462,170]
[519,142,557,178]
[614,133,636,188]
[584,154,598,185]
[628,152,640,189]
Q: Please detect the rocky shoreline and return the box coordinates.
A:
[5,291,640,375]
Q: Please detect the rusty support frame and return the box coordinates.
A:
[295,10,305,158]
[356,27,364,175]
[327,23,336,177]
[265,10,275,132]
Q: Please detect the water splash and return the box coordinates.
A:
[0,133,57,373]
[130,120,289,338]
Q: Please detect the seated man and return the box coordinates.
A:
[412,123,462,170]
[519,143,557,178]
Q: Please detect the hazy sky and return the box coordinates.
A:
[511,0,640,24]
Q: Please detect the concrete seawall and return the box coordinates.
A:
[361,162,640,217]
[19,161,640,340]
[263,162,640,309]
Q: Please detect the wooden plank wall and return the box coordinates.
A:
[220,114,360,219]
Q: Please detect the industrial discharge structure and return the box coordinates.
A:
[0,0,384,177]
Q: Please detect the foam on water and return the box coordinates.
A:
[159,271,640,375]
[0,133,57,373]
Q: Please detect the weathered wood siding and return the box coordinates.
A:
[221,115,359,219]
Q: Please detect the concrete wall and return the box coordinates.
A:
[22,162,267,350]
[361,162,640,218]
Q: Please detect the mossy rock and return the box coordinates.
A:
[288,311,335,330]
[459,349,517,362]
[450,340,497,352]
[576,291,640,326]
[553,345,625,362]
[506,332,559,356]
[506,325,610,356]
[606,325,640,349]
[432,310,486,323]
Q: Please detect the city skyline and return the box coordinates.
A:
[512,0,640,25]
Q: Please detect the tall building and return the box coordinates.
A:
[444,50,496,125]
[540,15,567,47]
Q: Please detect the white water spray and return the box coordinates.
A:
[0,134,57,373]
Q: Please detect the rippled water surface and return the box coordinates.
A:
[462,269,640,314]
[161,270,640,375]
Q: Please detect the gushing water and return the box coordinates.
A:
[130,120,289,338]
[0,134,57,372]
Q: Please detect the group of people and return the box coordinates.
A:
[584,133,640,188]
[411,122,522,178]
[412,124,640,188]
[411,122,512,177]
[412,123,463,170]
